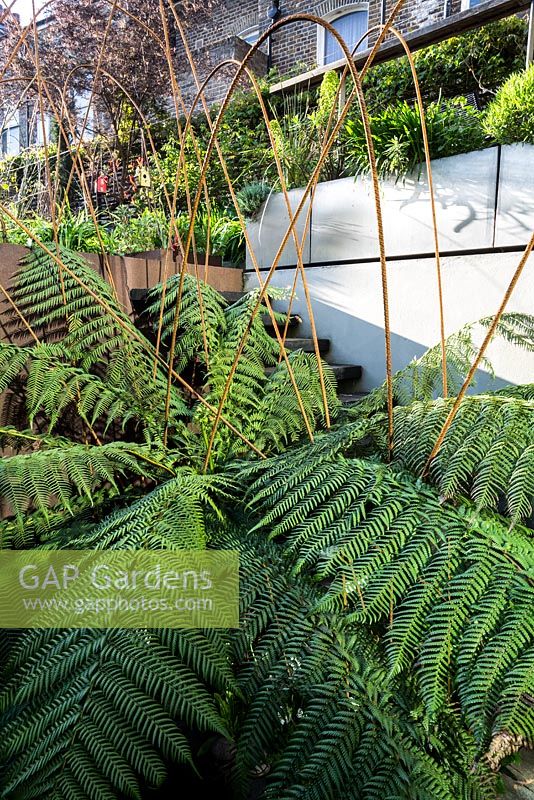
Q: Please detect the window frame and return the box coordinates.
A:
[238,24,260,46]
[0,107,21,157]
[317,2,370,67]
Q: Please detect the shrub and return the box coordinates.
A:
[362,16,528,112]
[345,97,486,178]
[236,181,272,220]
[1,205,104,252]
[484,64,534,144]
[104,206,169,254]
[184,209,245,266]
[151,87,274,212]
[266,71,347,189]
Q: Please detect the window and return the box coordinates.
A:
[238,24,260,46]
[0,108,20,156]
[32,110,51,146]
[74,90,95,141]
[319,5,369,66]
[461,0,482,7]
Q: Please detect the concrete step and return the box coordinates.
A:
[502,750,534,798]
[221,291,246,304]
[329,364,362,386]
[339,392,368,405]
[263,314,302,331]
[282,338,330,356]
[266,363,362,386]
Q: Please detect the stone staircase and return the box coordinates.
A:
[223,291,364,401]
[130,287,364,401]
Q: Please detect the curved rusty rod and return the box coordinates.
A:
[168,6,320,447]
[335,23,448,398]
[59,9,212,372]
[185,4,406,469]
[58,3,217,374]
[388,26,448,398]
[163,11,317,450]
[168,11,325,457]
[0,73,121,296]
[155,0,212,376]
[6,0,191,285]
[423,231,534,476]
[56,65,194,277]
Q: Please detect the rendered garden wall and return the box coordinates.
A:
[245,143,534,391]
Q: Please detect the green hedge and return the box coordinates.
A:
[484,63,534,144]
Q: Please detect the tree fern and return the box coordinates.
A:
[144,272,227,371]
[242,444,534,753]
[4,247,133,367]
[218,528,496,800]
[2,244,533,799]
[0,627,232,800]
[0,441,170,525]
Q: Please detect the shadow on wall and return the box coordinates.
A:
[245,253,534,393]
[247,144,534,268]
[290,297,511,393]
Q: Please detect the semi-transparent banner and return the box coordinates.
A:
[0,550,239,629]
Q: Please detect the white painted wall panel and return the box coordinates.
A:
[245,251,534,392]
[495,143,534,247]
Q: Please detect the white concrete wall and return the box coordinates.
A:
[246,144,534,269]
[245,251,534,391]
[245,144,534,391]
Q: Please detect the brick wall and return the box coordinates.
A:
[178,0,464,106]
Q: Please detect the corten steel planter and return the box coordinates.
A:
[0,245,243,330]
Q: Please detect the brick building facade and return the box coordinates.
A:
[180,0,474,104]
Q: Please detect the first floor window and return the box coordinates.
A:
[33,110,51,146]
[320,5,369,66]
[74,90,95,141]
[1,108,20,156]
[238,25,260,46]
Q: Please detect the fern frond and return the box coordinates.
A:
[61,468,229,550]
[4,247,133,367]
[241,444,534,748]
[347,313,534,415]
[0,628,230,799]
[217,528,495,800]
[0,343,28,393]
[249,352,340,454]
[392,394,534,522]
[0,442,170,524]
[144,272,227,371]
